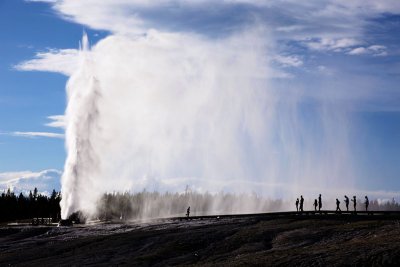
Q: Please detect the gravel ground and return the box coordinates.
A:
[1,216,400,266]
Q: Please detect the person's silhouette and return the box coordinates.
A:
[295,198,299,212]
[186,206,190,217]
[318,194,322,212]
[300,195,304,212]
[344,195,349,212]
[365,196,369,212]
[336,198,341,212]
[351,196,357,213]
[313,199,318,211]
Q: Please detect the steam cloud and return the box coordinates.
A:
[61,28,355,219]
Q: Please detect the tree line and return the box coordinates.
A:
[96,190,286,220]
[96,191,400,221]
[1,187,400,223]
[0,188,61,222]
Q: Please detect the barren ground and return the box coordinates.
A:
[1,215,400,266]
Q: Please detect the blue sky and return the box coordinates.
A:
[0,0,106,193]
[1,0,400,197]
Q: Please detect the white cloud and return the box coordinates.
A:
[12,131,64,139]
[348,45,387,56]
[348,47,368,55]
[29,0,400,37]
[14,48,79,76]
[304,38,388,57]
[46,115,66,129]
[305,37,362,52]
[273,55,303,67]
[0,169,62,194]
[17,0,399,76]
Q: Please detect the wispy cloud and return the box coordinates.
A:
[14,48,79,76]
[303,38,388,57]
[348,45,387,56]
[0,116,66,139]
[273,55,303,68]
[304,37,362,52]
[45,115,66,129]
[8,131,64,139]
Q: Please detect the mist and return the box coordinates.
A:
[60,27,356,219]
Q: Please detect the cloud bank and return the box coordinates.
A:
[0,169,61,195]
[19,0,400,77]
[31,1,400,43]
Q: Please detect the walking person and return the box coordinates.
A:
[295,198,299,212]
[300,195,304,213]
[313,199,318,212]
[351,196,357,213]
[365,196,369,212]
[186,206,190,218]
[344,195,349,212]
[336,199,341,213]
[318,194,322,212]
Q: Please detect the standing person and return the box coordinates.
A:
[365,196,369,212]
[344,195,349,212]
[186,206,190,217]
[318,194,322,212]
[300,195,304,212]
[313,199,318,211]
[351,196,357,213]
[336,199,341,212]
[295,198,299,212]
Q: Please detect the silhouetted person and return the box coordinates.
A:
[365,196,369,212]
[336,199,341,212]
[313,199,318,211]
[351,196,357,213]
[300,195,304,212]
[186,206,190,217]
[295,198,299,212]
[344,195,349,212]
[318,194,322,212]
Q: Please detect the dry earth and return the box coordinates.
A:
[1,215,400,266]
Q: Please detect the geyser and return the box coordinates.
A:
[61,29,355,219]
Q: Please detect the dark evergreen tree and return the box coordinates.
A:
[0,188,61,223]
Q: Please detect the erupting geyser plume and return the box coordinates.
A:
[61,29,355,219]
[61,34,103,218]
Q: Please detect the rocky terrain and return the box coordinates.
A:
[1,215,400,266]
